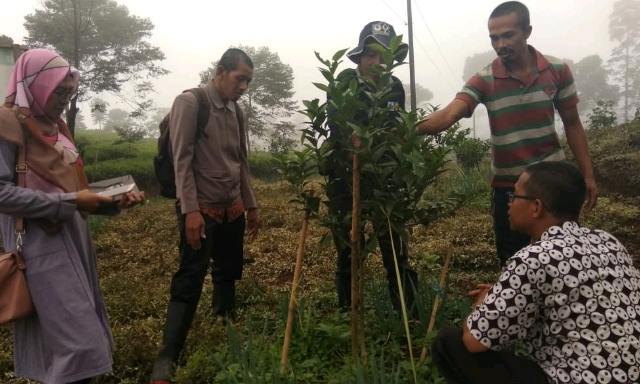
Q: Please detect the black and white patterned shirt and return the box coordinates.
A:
[468,221,640,384]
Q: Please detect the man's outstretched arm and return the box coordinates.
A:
[416,99,469,135]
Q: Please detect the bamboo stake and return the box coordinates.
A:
[388,220,418,384]
[358,254,366,361]
[420,247,453,362]
[351,153,361,359]
[280,193,313,374]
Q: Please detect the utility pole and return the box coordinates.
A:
[407,0,417,111]
[472,112,476,138]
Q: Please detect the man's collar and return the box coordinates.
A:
[492,45,549,78]
[205,80,235,111]
[540,221,581,241]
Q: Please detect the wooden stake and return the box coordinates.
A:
[280,193,313,374]
[420,247,453,362]
[358,255,366,361]
[351,153,361,358]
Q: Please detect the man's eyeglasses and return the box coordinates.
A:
[507,191,537,203]
[52,87,77,101]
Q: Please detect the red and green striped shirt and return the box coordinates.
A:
[455,46,579,187]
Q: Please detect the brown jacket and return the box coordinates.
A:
[170,81,256,214]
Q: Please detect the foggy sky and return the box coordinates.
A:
[3,0,614,138]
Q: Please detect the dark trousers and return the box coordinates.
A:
[169,203,245,317]
[492,187,530,267]
[431,327,549,384]
[327,180,417,312]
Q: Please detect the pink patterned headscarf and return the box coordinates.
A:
[5,48,79,115]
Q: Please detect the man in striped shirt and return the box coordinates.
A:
[417,1,598,267]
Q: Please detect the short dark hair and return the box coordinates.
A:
[522,161,586,220]
[218,48,253,72]
[490,1,530,30]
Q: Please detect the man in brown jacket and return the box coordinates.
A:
[150,48,259,384]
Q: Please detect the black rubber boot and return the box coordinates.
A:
[150,301,197,383]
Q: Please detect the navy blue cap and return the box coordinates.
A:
[346,21,409,64]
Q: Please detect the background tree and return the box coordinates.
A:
[462,50,496,82]
[199,45,296,152]
[90,97,108,130]
[114,116,146,143]
[402,83,434,108]
[104,108,130,132]
[75,110,87,130]
[566,55,619,113]
[587,100,618,129]
[0,35,14,45]
[24,0,169,136]
[144,106,170,138]
[453,138,491,171]
[608,0,640,122]
[268,121,296,156]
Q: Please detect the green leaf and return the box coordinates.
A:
[313,82,331,93]
[332,48,348,62]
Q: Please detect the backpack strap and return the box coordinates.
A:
[234,101,247,147]
[184,87,210,140]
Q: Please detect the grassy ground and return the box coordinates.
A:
[1,176,637,383]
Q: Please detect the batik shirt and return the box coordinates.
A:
[468,221,640,383]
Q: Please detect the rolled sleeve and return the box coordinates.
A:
[57,192,79,220]
[466,258,540,351]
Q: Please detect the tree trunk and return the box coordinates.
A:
[350,154,361,359]
[67,99,79,137]
[246,96,252,153]
[625,40,629,123]
[67,0,82,137]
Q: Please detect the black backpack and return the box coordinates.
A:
[153,87,244,199]
[154,88,210,199]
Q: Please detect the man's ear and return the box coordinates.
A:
[533,199,544,219]
[215,65,226,78]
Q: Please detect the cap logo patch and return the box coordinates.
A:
[373,22,391,36]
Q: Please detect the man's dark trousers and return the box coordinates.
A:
[327,179,418,312]
[492,187,530,267]
[431,326,549,383]
[170,203,245,317]
[150,204,245,381]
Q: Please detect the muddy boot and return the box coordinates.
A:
[150,301,197,383]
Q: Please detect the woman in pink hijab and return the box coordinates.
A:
[0,49,145,384]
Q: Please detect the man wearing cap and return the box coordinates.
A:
[324,21,419,314]
[416,1,598,268]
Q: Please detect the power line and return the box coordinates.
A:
[377,0,458,93]
[380,0,407,25]
[412,0,461,85]
[413,37,459,93]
